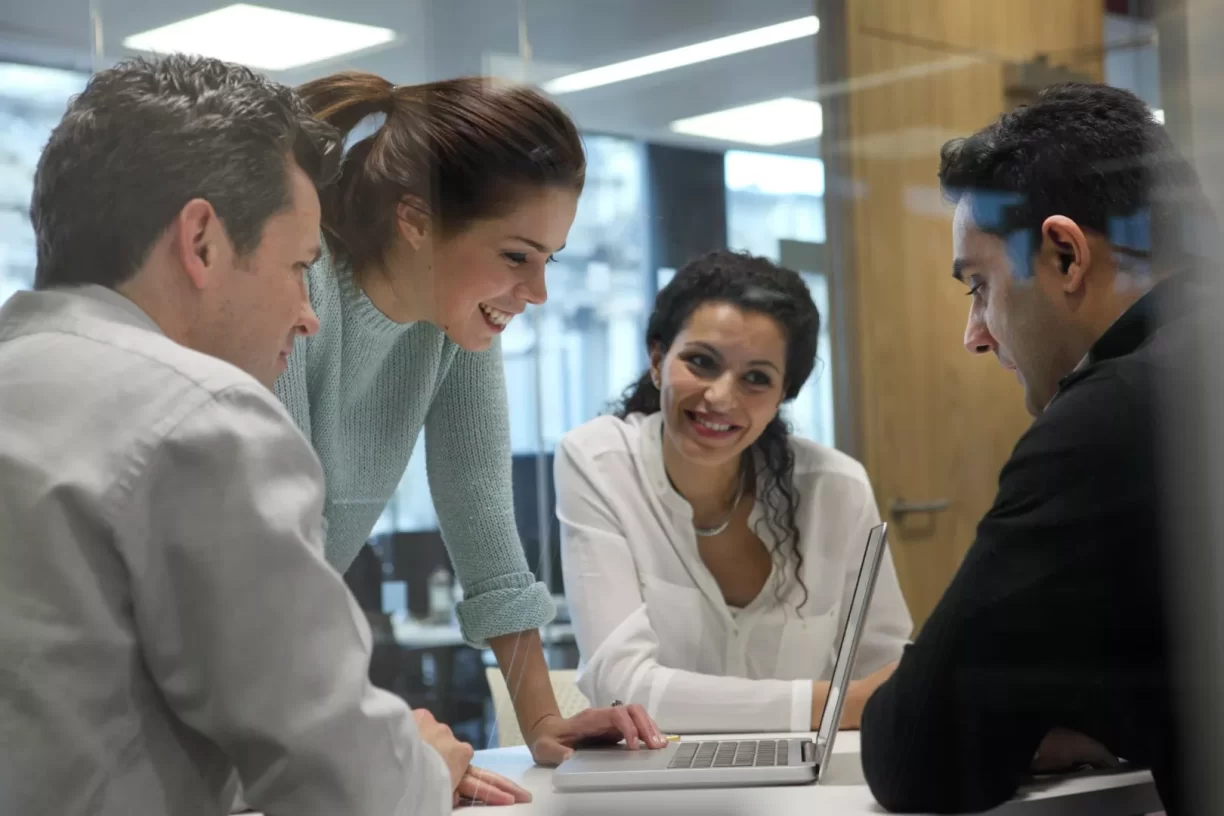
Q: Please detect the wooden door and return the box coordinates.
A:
[828,0,1104,627]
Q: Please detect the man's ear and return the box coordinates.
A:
[173,198,224,291]
[397,196,432,251]
[1040,215,1092,294]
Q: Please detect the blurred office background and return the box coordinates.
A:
[2,1,1219,789]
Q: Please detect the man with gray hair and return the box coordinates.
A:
[0,54,491,815]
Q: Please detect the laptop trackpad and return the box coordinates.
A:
[563,744,675,771]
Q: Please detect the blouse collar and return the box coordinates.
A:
[631,411,790,618]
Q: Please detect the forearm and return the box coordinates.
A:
[425,342,556,644]
[827,661,898,731]
[809,681,833,729]
[581,642,807,733]
[860,637,1042,811]
[489,629,561,736]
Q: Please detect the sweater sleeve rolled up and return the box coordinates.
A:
[424,336,555,646]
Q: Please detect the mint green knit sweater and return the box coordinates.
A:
[273,242,554,645]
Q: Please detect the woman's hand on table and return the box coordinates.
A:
[525,704,668,765]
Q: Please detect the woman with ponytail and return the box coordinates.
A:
[556,250,912,734]
[274,71,664,788]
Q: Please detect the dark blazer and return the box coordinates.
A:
[860,273,1202,814]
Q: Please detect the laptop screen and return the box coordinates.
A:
[812,523,890,764]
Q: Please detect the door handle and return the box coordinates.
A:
[889,498,950,519]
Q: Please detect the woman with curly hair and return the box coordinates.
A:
[556,249,912,734]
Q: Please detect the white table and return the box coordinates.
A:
[468,731,1161,816]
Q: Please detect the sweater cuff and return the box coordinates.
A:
[454,572,555,647]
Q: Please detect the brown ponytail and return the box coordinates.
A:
[296,71,586,275]
[297,72,394,136]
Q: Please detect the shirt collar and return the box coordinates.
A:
[631,409,780,620]
[0,284,164,340]
[637,411,680,501]
[68,285,164,334]
[1058,272,1200,390]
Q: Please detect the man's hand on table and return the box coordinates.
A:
[1032,728,1121,775]
[413,709,530,807]
[454,765,532,807]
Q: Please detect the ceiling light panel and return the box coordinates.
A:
[123,4,397,72]
[543,16,820,94]
[670,98,824,147]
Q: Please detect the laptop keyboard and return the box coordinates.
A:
[666,739,789,769]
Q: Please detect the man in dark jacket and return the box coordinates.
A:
[860,82,1217,816]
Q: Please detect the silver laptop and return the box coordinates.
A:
[553,522,892,793]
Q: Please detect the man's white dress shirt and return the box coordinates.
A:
[0,286,451,816]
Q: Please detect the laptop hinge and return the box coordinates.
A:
[802,740,816,763]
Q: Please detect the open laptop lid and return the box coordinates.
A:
[812,522,890,780]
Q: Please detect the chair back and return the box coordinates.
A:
[484,668,590,747]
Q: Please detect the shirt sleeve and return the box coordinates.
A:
[424,337,554,646]
[117,386,452,816]
[556,437,811,734]
[859,371,1156,813]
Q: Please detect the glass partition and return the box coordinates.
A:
[12,2,1215,789]
[0,63,87,304]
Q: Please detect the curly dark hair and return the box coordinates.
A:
[938,81,1215,276]
[617,249,821,610]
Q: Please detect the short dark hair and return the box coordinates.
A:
[938,82,1214,275]
[296,72,586,273]
[617,249,822,611]
[31,54,342,290]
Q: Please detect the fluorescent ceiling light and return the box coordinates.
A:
[543,15,819,94]
[123,4,397,72]
[1153,108,1166,124]
[670,98,823,147]
[725,150,825,197]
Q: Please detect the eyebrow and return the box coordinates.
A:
[690,341,782,373]
[952,258,975,282]
[509,235,565,254]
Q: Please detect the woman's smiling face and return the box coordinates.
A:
[653,301,789,469]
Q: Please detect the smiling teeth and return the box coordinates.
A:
[480,303,512,327]
[695,417,732,432]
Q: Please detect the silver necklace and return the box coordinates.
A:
[693,468,746,538]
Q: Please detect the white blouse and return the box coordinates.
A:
[556,412,912,734]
